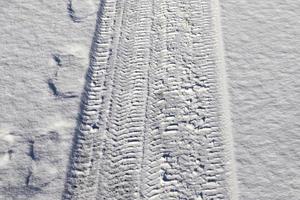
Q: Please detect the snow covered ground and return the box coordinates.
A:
[0,1,98,199]
[221,1,300,199]
[0,0,299,199]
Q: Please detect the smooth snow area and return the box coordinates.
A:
[221,0,300,199]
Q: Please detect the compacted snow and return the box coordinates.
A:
[63,0,236,199]
[0,0,299,200]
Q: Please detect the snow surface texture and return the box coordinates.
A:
[220,1,300,200]
[0,0,99,199]
[63,0,236,199]
[0,0,298,200]
[1,0,238,199]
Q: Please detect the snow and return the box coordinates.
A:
[220,0,300,199]
[0,0,299,199]
[0,0,98,199]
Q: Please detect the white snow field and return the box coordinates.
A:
[0,0,299,200]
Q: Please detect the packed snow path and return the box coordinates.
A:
[63,0,236,199]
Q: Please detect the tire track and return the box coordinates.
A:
[88,0,126,199]
[63,0,120,199]
[141,0,234,199]
[63,0,236,199]
[95,0,153,199]
[138,0,168,199]
[189,1,229,199]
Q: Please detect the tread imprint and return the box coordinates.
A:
[63,0,231,200]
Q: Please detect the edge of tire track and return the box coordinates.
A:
[62,0,118,198]
[210,0,239,199]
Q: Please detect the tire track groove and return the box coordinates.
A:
[63,0,235,199]
[63,1,119,199]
